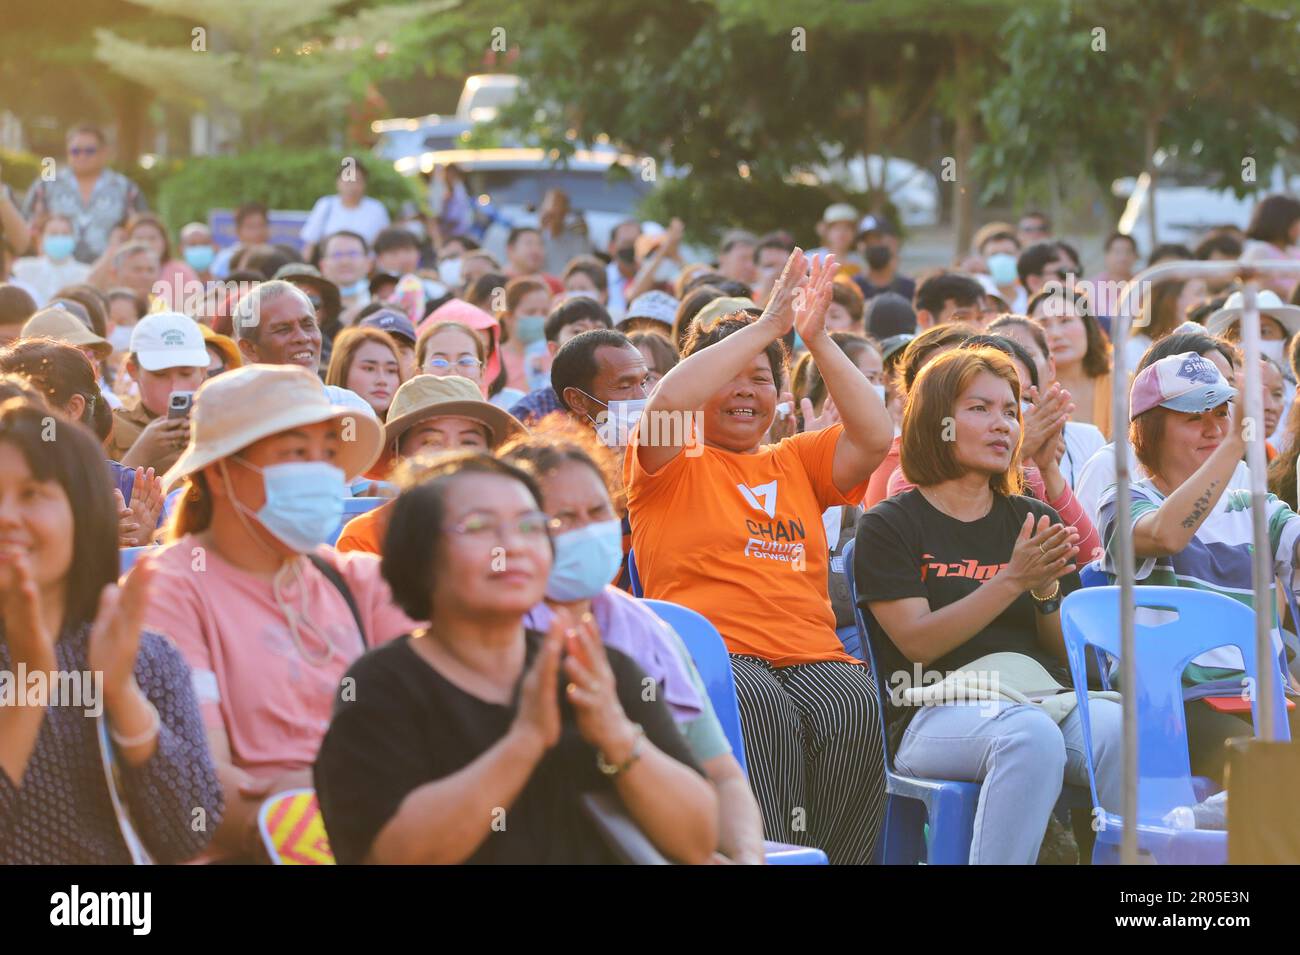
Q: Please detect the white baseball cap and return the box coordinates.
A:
[129,312,209,371]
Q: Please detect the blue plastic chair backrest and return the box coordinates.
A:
[1078,563,1109,589]
[627,548,643,598]
[328,497,386,546]
[642,599,747,772]
[1060,585,1290,823]
[120,546,152,575]
[840,539,898,768]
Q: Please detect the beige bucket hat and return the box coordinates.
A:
[161,363,383,489]
[384,374,525,450]
[21,306,113,360]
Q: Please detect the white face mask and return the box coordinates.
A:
[872,383,886,402]
[438,257,462,288]
[1261,339,1287,366]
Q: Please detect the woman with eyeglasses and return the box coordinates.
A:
[416,320,486,383]
[315,452,717,864]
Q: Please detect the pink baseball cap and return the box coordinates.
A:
[1129,351,1237,420]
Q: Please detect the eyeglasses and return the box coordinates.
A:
[450,511,558,542]
[425,356,482,371]
[326,250,365,261]
[68,146,99,157]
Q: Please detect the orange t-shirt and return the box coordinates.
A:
[336,503,391,555]
[624,423,868,667]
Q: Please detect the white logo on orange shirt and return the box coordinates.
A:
[737,480,778,517]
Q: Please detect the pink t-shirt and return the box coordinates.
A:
[141,535,419,781]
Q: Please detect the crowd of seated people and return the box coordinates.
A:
[4,162,1300,865]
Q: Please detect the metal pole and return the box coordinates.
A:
[1109,258,1300,862]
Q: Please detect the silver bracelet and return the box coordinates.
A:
[109,698,161,748]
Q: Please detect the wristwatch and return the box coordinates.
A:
[597,723,645,777]
[1030,578,1062,615]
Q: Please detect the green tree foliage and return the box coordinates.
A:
[155,147,420,232]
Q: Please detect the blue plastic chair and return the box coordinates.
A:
[327,496,386,546]
[841,539,1088,864]
[1078,562,1109,589]
[627,548,643,598]
[120,546,153,575]
[642,598,828,865]
[1060,585,1291,865]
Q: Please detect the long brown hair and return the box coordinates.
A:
[325,326,405,412]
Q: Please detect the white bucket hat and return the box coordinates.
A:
[1205,289,1300,339]
[161,363,383,490]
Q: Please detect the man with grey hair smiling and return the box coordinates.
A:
[232,279,376,419]
[233,279,323,373]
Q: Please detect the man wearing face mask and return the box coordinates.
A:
[142,364,418,861]
[179,222,217,285]
[550,328,650,449]
[852,216,915,304]
[973,224,1025,313]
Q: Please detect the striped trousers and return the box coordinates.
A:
[729,655,886,865]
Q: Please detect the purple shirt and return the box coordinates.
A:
[525,586,704,722]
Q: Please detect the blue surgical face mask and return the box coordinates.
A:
[546,519,624,601]
[342,279,370,299]
[44,234,77,262]
[987,252,1018,287]
[872,383,886,402]
[183,244,216,272]
[231,459,346,552]
[514,314,546,346]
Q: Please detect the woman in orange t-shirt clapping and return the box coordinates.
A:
[624,250,894,864]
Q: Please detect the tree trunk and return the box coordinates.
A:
[952,36,976,256]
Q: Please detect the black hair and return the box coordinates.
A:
[962,333,1040,390]
[987,314,1051,368]
[442,233,481,252]
[0,339,112,441]
[1246,195,1300,247]
[562,256,608,292]
[1056,240,1082,274]
[712,279,753,299]
[752,232,794,264]
[235,202,268,227]
[550,328,635,412]
[0,401,118,636]
[0,285,38,327]
[1147,243,1194,266]
[319,230,370,261]
[1104,232,1138,254]
[682,271,729,295]
[1194,233,1244,260]
[373,227,420,255]
[682,314,786,392]
[544,297,613,343]
[381,452,546,621]
[1139,330,1237,373]
[242,245,298,280]
[1015,242,1063,286]
[507,226,541,248]
[672,284,725,354]
[51,283,109,338]
[66,124,107,145]
[914,271,984,317]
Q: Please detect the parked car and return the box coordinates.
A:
[455,74,523,125]
[397,147,654,259]
[371,115,472,163]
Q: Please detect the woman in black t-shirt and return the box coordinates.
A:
[855,347,1123,865]
[314,452,717,864]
